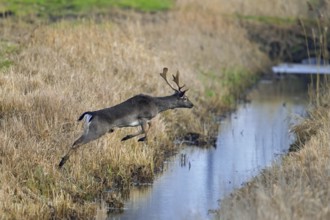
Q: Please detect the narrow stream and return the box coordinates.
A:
[109,75,309,220]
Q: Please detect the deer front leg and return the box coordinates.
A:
[121,121,151,142]
[137,121,151,142]
[121,129,144,141]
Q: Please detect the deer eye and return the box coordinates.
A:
[182,96,188,101]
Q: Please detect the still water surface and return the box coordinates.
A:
[110,76,308,220]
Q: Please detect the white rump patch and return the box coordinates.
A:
[83,114,93,133]
[84,114,93,124]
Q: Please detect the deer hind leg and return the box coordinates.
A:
[58,134,91,168]
[58,120,107,168]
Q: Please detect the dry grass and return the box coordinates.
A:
[1,0,319,218]
[0,1,269,218]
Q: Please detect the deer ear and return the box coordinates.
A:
[179,90,187,97]
[181,89,189,97]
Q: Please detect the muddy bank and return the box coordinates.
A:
[241,17,330,62]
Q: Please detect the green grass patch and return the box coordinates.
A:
[110,0,173,11]
[198,70,219,98]
[198,68,258,110]
[0,41,18,71]
[26,166,55,197]
[235,14,296,26]
[0,60,13,69]
[220,67,258,106]
[205,88,215,98]
[222,67,257,93]
[0,0,174,18]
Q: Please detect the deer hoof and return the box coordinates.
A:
[58,155,69,168]
[138,137,147,142]
[121,135,131,141]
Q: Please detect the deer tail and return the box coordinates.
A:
[78,112,93,122]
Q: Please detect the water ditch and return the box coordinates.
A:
[108,75,309,220]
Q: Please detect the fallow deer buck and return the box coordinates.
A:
[58,67,194,168]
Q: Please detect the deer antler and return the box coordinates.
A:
[160,67,177,91]
[172,71,186,92]
[160,67,188,94]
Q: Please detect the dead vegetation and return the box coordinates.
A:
[0,1,268,218]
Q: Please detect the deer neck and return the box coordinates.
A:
[155,95,179,112]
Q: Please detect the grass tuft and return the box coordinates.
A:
[0,41,18,70]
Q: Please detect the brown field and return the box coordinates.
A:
[0,0,328,219]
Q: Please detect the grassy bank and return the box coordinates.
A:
[0,1,268,218]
